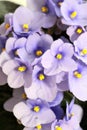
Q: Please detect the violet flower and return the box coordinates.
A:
[13,98,56,127]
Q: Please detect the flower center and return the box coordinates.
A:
[33,106,40,112]
[55,126,62,130]
[80,49,87,56]
[18,66,26,72]
[38,73,45,80]
[73,71,82,78]
[23,24,29,32]
[41,6,48,13]
[5,23,10,29]
[56,53,63,60]
[70,11,77,19]
[36,125,42,130]
[36,50,43,57]
[76,28,83,34]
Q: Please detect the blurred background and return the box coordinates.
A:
[0,1,87,130]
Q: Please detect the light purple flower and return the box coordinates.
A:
[74,32,87,64]
[23,123,51,130]
[51,99,83,130]
[41,39,77,75]
[51,0,64,17]
[0,13,13,36]
[5,37,27,59]
[2,58,32,88]
[13,6,44,37]
[60,0,87,26]
[67,25,85,42]
[26,0,57,28]
[24,65,58,102]
[68,61,87,101]
[24,33,53,65]
[13,99,56,127]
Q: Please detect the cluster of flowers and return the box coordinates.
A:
[1,0,87,129]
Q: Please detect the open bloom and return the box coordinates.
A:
[74,32,87,64]
[24,33,53,65]
[5,37,27,59]
[0,13,13,36]
[51,99,83,130]
[60,0,87,26]
[67,26,85,42]
[2,58,32,88]
[24,65,58,102]
[26,0,57,28]
[41,39,77,75]
[68,61,87,101]
[13,6,44,37]
[13,99,56,127]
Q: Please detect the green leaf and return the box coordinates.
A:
[0,1,18,23]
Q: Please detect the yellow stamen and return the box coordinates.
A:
[41,6,48,13]
[36,50,43,56]
[80,49,87,56]
[55,126,62,130]
[23,24,29,29]
[22,93,27,99]
[34,106,40,112]
[18,66,26,72]
[74,71,82,78]
[36,125,42,130]
[23,24,29,32]
[76,28,83,34]
[5,23,10,29]
[56,54,62,60]
[39,74,45,80]
[70,11,77,19]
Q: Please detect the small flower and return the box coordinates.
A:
[74,32,87,64]
[25,33,53,65]
[0,13,13,36]
[23,123,51,130]
[24,65,57,102]
[68,61,87,101]
[51,99,83,130]
[60,0,87,26]
[13,6,44,37]
[5,37,27,59]
[13,99,56,127]
[67,26,85,42]
[41,39,77,75]
[26,0,57,28]
[2,58,32,88]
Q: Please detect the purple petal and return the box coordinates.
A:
[8,70,24,88]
